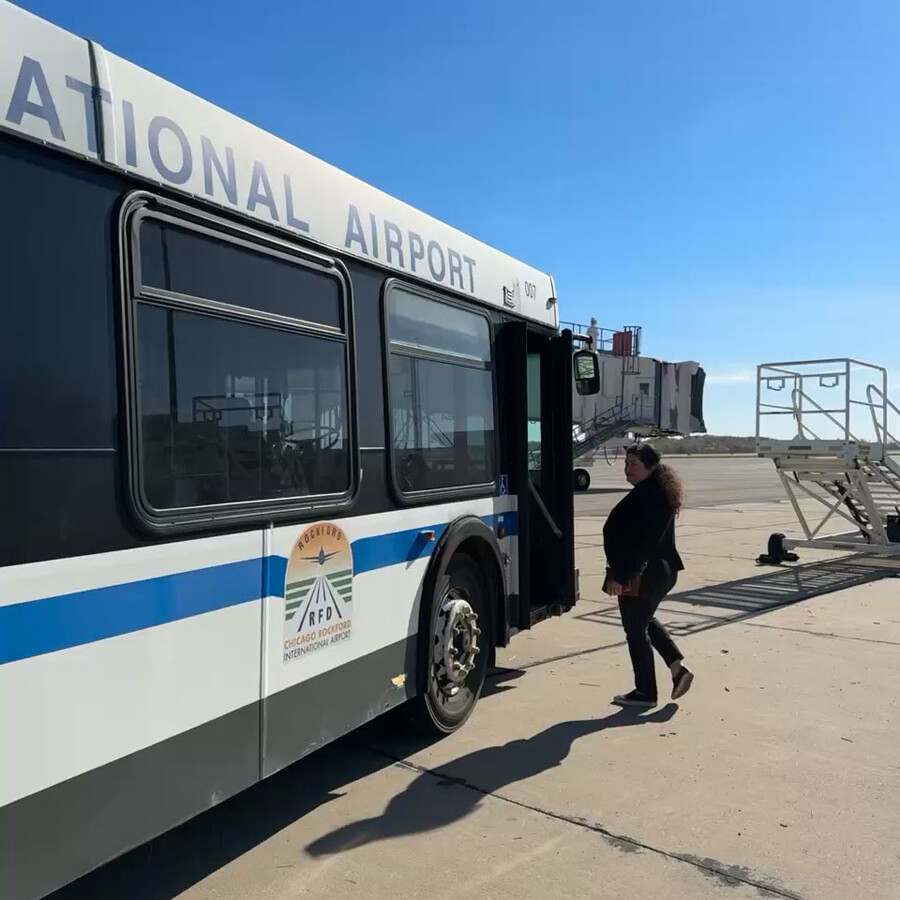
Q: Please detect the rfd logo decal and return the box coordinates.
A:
[282,523,353,663]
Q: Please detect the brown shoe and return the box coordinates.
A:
[672,667,694,700]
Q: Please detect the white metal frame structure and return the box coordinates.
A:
[757,359,900,556]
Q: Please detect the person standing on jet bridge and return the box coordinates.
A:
[603,444,694,708]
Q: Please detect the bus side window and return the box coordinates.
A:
[385,284,495,496]
[125,204,353,523]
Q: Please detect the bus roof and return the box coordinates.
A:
[0,1,558,326]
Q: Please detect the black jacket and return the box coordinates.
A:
[603,473,684,583]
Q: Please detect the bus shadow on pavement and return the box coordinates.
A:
[482,665,527,697]
[46,666,537,900]
[305,703,678,857]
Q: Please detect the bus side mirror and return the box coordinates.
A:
[573,350,600,395]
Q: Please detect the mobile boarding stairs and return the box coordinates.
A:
[757,359,900,561]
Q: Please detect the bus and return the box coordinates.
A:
[0,3,600,898]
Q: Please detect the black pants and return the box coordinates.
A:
[617,571,682,699]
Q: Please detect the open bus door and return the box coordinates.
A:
[497,322,578,629]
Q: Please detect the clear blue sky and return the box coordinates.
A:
[17,0,900,434]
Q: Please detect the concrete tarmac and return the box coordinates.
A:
[48,458,900,900]
[575,454,787,515]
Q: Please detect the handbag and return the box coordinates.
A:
[604,516,673,598]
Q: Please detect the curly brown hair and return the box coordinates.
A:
[626,443,684,515]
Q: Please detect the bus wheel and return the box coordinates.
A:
[574,468,591,491]
[412,553,490,735]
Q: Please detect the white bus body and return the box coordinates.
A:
[0,4,585,898]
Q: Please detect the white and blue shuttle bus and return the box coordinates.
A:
[0,3,601,897]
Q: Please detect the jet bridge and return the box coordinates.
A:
[563,320,706,490]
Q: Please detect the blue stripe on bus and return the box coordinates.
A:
[0,559,264,666]
[352,524,450,574]
[0,512,518,666]
[353,512,517,574]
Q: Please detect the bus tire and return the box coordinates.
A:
[410,552,491,735]
[574,468,591,491]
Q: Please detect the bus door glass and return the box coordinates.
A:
[522,328,575,625]
[496,321,576,630]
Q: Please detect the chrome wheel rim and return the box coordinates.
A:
[434,591,480,697]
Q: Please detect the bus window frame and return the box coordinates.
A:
[381,277,499,506]
[118,191,359,533]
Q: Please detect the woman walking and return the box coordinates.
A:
[603,444,693,707]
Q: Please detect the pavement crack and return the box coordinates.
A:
[739,621,900,647]
[368,748,806,900]
[518,641,627,669]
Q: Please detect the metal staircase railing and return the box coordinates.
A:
[756,359,900,557]
[866,383,900,474]
[790,387,859,442]
[572,400,652,460]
